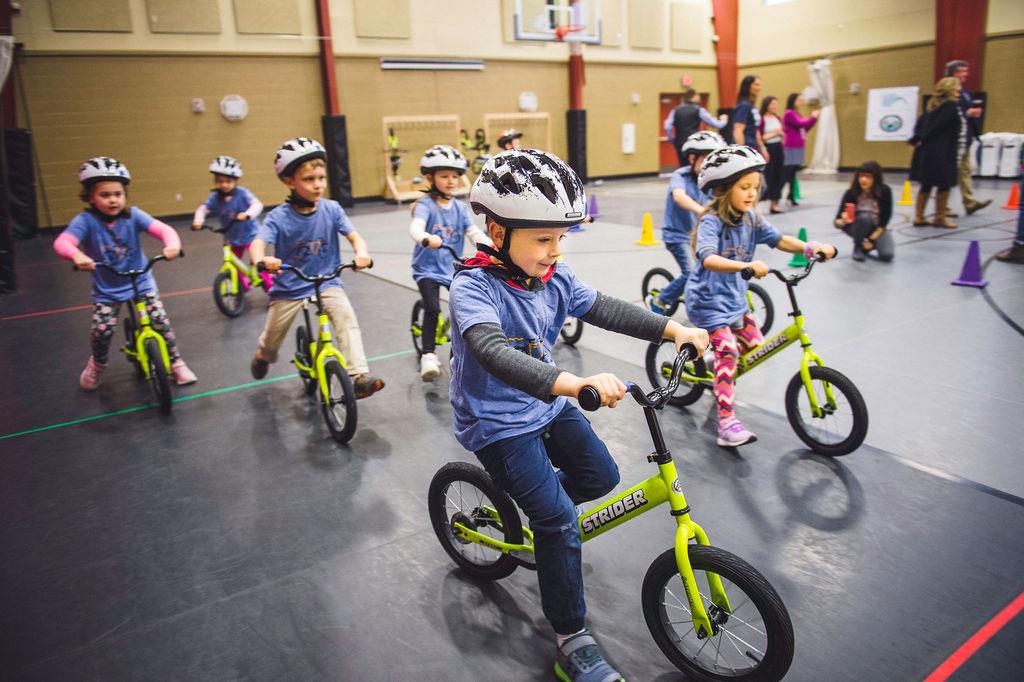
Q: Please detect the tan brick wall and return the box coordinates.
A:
[982,35,1024,133]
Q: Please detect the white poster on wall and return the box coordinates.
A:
[865,86,919,141]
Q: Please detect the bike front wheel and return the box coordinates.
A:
[560,317,583,345]
[642,545,794,682]
[642,267,681,316]
[295,325,317,395]
[145,337,173,415]
[785,365,868,456]
[411,300,425,356]
[646,339,708,407]
[213,271,245,318]
[746,282,775,336]
[320,359,357,443]
[427,461,524,581]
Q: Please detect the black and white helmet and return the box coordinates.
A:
[681,131,726,158]
[419,145,468,175]
[274,137,327,177]
[209,155,243,178]
[470,149,586,229]
[697,145,767,192]
[78,157,131,186]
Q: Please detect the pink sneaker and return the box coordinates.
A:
[171,359,197,385]
[79,356,106,391]
[717,417,757,448]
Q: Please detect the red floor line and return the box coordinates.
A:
[0,287,212,322]
[922,590,1024,682]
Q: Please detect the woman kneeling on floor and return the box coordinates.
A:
[834,161,894,262]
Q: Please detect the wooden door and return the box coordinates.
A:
[659,93,685,170]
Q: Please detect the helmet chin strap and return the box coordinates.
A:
[475,232,546,292]
[285,190,317,209]
[425,185,453,201]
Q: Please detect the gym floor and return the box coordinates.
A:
[2,173,1023,681]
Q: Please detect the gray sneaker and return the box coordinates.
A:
[555,630,624,682]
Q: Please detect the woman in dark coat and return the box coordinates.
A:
[909,77,965,228]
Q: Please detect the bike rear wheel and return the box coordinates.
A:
[428,461,523,581]
[746,283,775,336]
[646,339,708,407]
[642,545,794,682]
[785,365,868,456]
[295,325,317,395]
[642,267,682,317]
[320,359,357,443]
[123,315,145,379]
[213,271,245,318]
[559,317,583,345]
[411,300,425,357]
[145,337,173,415]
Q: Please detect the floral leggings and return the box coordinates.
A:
[90,293,180,365]
[709,314,764,422]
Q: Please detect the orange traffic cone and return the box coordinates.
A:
[634,212,662,246]
[1002,183,1020,210]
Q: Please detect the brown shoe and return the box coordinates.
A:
[966,199,992,215]
[251,356,269,379]
[995,243,1024,264]
[353,373,385,399]
[933,190,958,228]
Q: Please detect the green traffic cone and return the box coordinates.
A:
[792,176,802,201]
[788,227,809,267]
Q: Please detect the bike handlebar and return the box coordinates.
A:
[740,251,832,284]
[577,343,698,412]
[74,252,184,277]
[256,260,371,282]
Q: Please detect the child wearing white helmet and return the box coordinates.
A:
[449,149,709,682]
[248,137,384,399]
[497,128,523,151]
[408,144,491,381]
[53,157,198,390]
[191,156,271,291]
[648,130,726,314]
[685,145,836,447]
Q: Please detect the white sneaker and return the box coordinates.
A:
[420,352,440,382]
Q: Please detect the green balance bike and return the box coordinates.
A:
[261,261,364,444]
[428,345,795,681]
[642,266,775,335]
[198,223,270,318]
[646,254,868,456]
[410,244,463,357]
[79,254,181,415]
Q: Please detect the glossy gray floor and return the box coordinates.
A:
[2,174,1022,681]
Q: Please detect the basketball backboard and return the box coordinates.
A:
[513,0,602,44]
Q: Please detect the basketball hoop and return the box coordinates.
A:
[555,24,585,41]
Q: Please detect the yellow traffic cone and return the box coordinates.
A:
[898,180,913,206]
[634,212,662,246]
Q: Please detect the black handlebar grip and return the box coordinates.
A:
[679,342,698,360]
[741,267,754,280]
[578,386,602,412]
[256,262,267,272]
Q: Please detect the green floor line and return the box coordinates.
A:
[0,348,417,441]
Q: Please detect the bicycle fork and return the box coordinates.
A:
[127,298,170,378]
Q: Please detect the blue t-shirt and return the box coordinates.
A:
[661,167,707,243]
[203,187,260,246]
[257,200,355,301]
[64,207,160,303]
[449,264,598,452]
[684,211,781,330]
[733,101,760,148]
[411,196,476,286]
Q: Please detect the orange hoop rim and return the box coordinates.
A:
[554,24,585,41]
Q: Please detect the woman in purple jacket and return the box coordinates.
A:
[782,93,820,206]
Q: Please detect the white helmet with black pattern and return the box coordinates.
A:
[681,131,726,158]
[78,157,131,186]
[469,149,586,229]
[209,155,243,178]
[419,145,468,175]
[273,137,327,178]
[697,145,766,192]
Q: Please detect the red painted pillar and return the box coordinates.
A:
[568,52,584,111]
[315,0,340,116]
[934,0,987,88]
[711,0,738,108]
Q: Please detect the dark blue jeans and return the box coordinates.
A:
[475,402,620,635]
[658,241,691,306]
